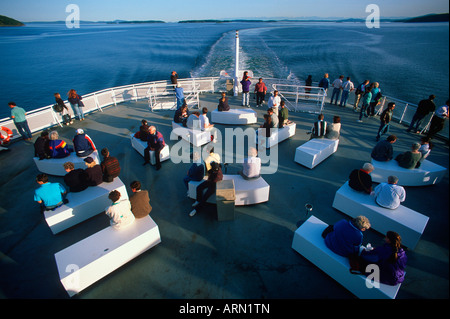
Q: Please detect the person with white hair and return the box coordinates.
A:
[73,128,96,157]
[373,175,406,210]
[348,163,374,194]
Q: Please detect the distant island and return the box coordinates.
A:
[397,13,449,23]
[106,20,165,24]
[0,15,24,26]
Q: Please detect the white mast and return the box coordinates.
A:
[234,30,239,96]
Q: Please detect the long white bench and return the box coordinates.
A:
[211,108,257,125]
[332,181,429,249]
[294,138,339,169]
[171,121,211,147]
[33,150,100,176]
[130,134,170,165]
[291,215,402,299]
[188,174,270,206]
[54,215,161,297]
[371,158,447,186]
[257,122,296,148]
[45,177,128,235]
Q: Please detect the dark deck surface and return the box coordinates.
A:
[0,92,448,299]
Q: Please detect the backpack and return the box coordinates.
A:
[53,103,63,113]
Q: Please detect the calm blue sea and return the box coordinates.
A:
[0,21,448,119]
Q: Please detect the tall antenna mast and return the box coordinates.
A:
[234,30,239,96]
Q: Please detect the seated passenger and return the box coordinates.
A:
[348,163,374,194]
[138,119,150,141]
[84,156,103,186]
[34,130,51,160]
[129,180,152,219]
[73,128,96,157]
[174,104,189,127]
[309,113,327,139]
[395,142,422,169]
[373,175,406,209]
[418,136,433,162]
[239,147,261,180]
[63,161,89,193]
[325,115,341,140]
[278,101,289,127]
[371,134,397,162]
[100,147,121,182]
[217,92,230,111]
[184,152,205,189]
[323,215,371,258]
[190,161,223,217]
[34,173,67,213]
[204,146,221,172]
[105,190,135,229]
[360,231,407,286]
[186,111,201,130]
[199,107,214,131]
[48,130,71,158]
[268,107,279,129]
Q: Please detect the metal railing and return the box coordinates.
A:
[1,76,447,142]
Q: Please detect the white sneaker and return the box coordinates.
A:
[357,120,363,123]
[192,201,199,208]
[189,209,197,217]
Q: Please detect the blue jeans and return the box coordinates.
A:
[70,103,84,120]
[242,92,250,106]
[359,104,369,120]
[407,113,426,132]
[376,123,390,140]
[339,90,350,106]
[330,88,341,104]
[177,98,185,109]
[15,121,32,139]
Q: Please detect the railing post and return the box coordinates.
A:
[399,103,408,124]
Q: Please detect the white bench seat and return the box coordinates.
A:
[188,174,270,206]
[371,159,447,186]
[332,181,429,249]
[45,177,128,235]
[171,121,211,147]
[54,215,161,297]
[33,150,100,176]
[291,215,402,299]
[211,108,257,125]
[130,134,170,165]
[257,122,296,148]
[294,138,339,169]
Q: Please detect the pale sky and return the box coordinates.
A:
[1,0,449,22]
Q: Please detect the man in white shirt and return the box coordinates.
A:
[268,90,281,115]
[373,175,406,209]
[199,107,214,131]
[330,75,344,105]
[239,147,261,180]
[339,77,354,107]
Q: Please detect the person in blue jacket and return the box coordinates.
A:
[323,216,371,257]
[240,71,251,107]
[183,151,205,190]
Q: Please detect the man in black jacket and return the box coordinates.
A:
[406,95,436,133]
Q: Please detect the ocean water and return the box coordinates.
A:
[0,21,448,119]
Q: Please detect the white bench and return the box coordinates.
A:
[130,134,170,165]
[371,159,447,186]
[332,181,429,249]
[33,150,100,176]
[188,174,270,206]
[291,215,402,299]
[294,138,339,169]
[257,122,296,148]
[45,177,128,235]
[171,121,210,147]
[54,215,161,297]
[211,109,257,125]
